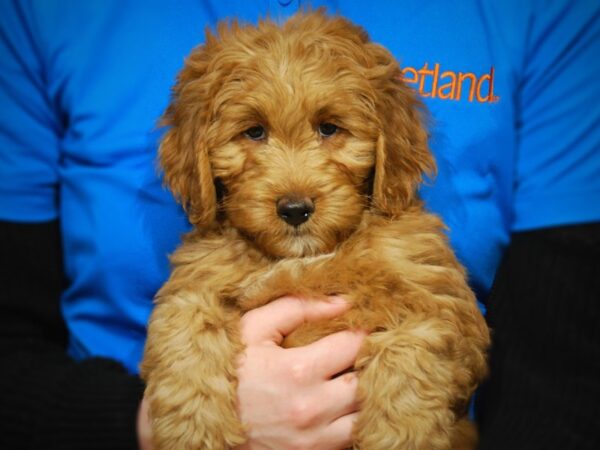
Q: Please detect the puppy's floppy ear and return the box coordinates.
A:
[368,46,435,217]
[159,124,215,227]
[159,30,222,227]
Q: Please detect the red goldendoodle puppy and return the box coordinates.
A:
[141,11,489,450]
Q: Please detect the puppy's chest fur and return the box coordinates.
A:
[166,210,468,348]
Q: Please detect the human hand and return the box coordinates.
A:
[136,397,154,450]
[137,395,154,450]
[234,296,365,450]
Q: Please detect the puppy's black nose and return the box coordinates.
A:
[276,197,314,227]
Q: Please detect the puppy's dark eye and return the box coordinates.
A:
[319,123,338,137]
[244,125,266,141]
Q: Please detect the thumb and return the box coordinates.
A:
[240,296,350,345]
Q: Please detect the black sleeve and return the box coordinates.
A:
[476,223,600,450]
[0,220,145,450]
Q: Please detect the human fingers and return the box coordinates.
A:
[240,295,350,345]
[292,329,367,379]
[319,412,359,450]
[318,371,360,421]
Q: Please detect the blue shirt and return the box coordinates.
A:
[1,0,599,373]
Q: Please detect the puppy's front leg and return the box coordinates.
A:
[353,318,478,450]
[141,290,245,450]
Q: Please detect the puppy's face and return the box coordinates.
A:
[209,46,380,257]
[160,13,434,258]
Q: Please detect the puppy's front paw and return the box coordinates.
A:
[146,375,245,450]
[142,298,246,449]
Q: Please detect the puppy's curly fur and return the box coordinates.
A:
[141,11,489,450]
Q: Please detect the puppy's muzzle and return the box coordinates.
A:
[276,196,314,227]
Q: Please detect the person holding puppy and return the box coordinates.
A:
[1,1,599,449]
